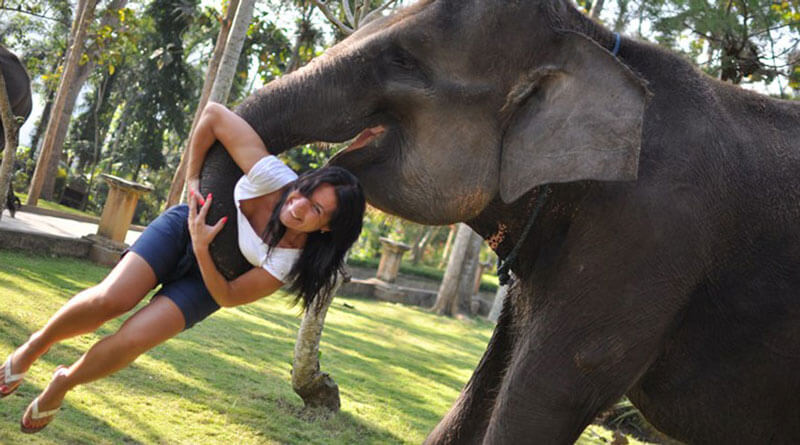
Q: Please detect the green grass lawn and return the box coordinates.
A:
[0,250,645,444]
[15,192,99,219]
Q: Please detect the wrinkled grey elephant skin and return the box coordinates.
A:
[0,46,32,151]
[200,0,800,443]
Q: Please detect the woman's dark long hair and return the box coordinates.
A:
[261,166,365,309]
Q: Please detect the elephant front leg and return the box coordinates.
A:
[424,292,518,445]
[482,309,666,444]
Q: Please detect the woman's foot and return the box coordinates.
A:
[0,351,26,397]
[2,335,53,398]
[20,366,68,433]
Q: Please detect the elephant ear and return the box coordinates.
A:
[500,32,649,203]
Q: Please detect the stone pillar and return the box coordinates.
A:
[97,174,152,243]
[87,174,152,266]
[376,237,411,283]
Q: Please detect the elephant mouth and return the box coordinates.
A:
[328,121,397,170]
[341,125,387,153]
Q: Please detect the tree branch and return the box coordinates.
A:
[341,0,355,29]
[683,22,721,43]
[355,0,368,27]
[311,0,353,35]
[751,21,800,38]
[362,0,399,25]
[0,6,68,25]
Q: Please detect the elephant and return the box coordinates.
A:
[199,0,800,443]
[0,46,32,152]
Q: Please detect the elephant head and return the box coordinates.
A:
[0,46,33,151]
[218,0,648,226]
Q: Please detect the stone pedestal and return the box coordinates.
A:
[87,174,152,266]
[376,237,411,283]
[97,174,152,243]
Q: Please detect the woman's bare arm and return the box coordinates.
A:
[186,102,271,188]
[188,192,284,307]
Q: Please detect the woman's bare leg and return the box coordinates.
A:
[2,253,157,392]
[21,295,185,429]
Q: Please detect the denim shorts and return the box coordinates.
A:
[127,204,220,329]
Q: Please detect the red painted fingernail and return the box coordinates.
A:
[207,193,212,200]
[221,216,228,223]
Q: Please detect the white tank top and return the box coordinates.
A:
[233,155,300,283]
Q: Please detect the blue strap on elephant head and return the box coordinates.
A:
[612,32,621,57]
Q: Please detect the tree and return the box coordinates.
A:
[437,224,457,268]
[410,225,437,265]
[291,277,343,411]
[432,223,482,316]
[27,0,97,206]
[636,0,800,86]
[208,0,256,104]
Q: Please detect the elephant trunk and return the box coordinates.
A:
[234,56,372,155]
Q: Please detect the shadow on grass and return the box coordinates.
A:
[0,250,493,443]
[141,312,409,444]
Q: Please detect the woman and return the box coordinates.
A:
[2,103,366,433]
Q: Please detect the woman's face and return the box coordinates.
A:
[279,183,338,233]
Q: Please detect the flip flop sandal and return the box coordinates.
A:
[0,352,25,398]
[20,396,61,434]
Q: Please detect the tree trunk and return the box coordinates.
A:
[0,70,19,221]
[438,224,457,268]
[411,226,435,265]
[208,0,255,105]
[589,0,605,19]
[488,284,507,323]
[433,223,474,316]
[39,0,128,200]
[165,0,240,208]
[27,0,97,206]
[612,0,630,32]
[29,70,57,153]
[453,229,483,316]
[291,277,342,411]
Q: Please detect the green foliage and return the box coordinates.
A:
[111,0,200,180]
[638,0,800,85]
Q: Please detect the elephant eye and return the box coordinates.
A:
[385,47,418,72]
[390,55,415,71]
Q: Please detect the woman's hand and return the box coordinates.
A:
[187,190,227,252]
